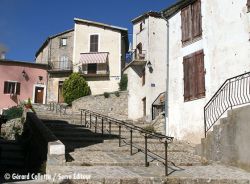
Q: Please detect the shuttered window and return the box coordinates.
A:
[247,0,250,12]
[3,81,20,95]
[90,35,99,52]
[183,50,205,101]
[181,0,202,44]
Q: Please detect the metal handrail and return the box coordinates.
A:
[49,60,73,71]
[48,102,67,115]
[204,72,250,137]
[80,108,174,176]
[126,49,147,63]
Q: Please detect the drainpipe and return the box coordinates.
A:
[161,12,170,136]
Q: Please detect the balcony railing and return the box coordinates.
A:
[126,50,147,63]
[48,61,73,72]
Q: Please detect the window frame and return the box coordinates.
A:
[87,63,97,74]
[89,34,99,52]
[3,81,20,95]
[60,38,67,47]
[247,0,250,12]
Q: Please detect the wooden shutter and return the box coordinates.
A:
[16,82,21,95]
[90,35,98,52]
[192,0,202,38]
[248,0,250,6]
[181,6,192,43]
[195,51,205,97]
[183,56,192,101]
[4,81,8,94]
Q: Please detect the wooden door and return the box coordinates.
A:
[35,87,44,104]
[142,97,146,117]
[58,81,64,103]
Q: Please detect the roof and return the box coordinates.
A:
[131,11,162,24]
[161,0,197,19]
[35,28,74,57]
[0,59,48,69]
[74,18,128,32]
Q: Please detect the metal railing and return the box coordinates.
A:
[126,49,147,63]
[80,109,174,176]
[152,92,165,120]
[204,72,250,137]
[49,60,73,71]
[48,102,67,115]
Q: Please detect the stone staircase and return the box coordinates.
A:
[31,105,250,183]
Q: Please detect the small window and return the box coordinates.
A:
[60,38,67,47]
[247,0,250,12]
[90,34,99,52]
[183,50,205,101]
[4,81,20,95]
[87,63,97,74]
[142,68,145,86]
[140,22,143,32]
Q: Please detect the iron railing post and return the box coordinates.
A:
[119,125,121,147]
[130,129,133,155]
[204,108,206,137]
[165,139,168,176]
[145,134,149,167]
[81,110,83,125]
[95,116,97,133]
[90,114,92,129]
[49,103,51,111]
[85,111,87,127]
[228,81,233,109]
[101,118,104,135]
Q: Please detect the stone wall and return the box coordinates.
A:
[72,91,128,120]
[197,105,250,172]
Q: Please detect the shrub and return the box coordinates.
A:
[114,91,120,97]
[24,98,36,113]
[63,73,91,105]
[3,106,23,121]
[119,74,128,91]
[104,92,110,98]
[143,125,156,134]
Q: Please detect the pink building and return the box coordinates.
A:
[0,59,48,113]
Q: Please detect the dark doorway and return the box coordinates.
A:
[34,87,44,104]
[58,81,64,103]
[142,97,146,117]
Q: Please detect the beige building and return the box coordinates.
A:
[35,18,128,102]
[73,18,128,95]
[35,29,74,103]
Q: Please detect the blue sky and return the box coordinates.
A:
[0,0,176,62]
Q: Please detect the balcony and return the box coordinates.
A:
[48,61,73,73]
[126,49,147,65]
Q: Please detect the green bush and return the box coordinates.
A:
[143,125,156,134]
[104,92,110,98]
[119,74,128,91]
[114,91,120,97]
[3,106,23,121]
[63,73,91,105]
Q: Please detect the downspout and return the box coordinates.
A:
[161,12,170,136]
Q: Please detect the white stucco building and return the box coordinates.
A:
[73,18,128,95]
[125,0,250,143]
[124,12,167,121]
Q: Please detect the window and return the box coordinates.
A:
[181,0,202,44]
[4,81,20,95]
[140,22,143,32]
[87,63,97,74]
[59,56,69,69]
[142,68,145,86]
[142,97,146,116]
[183,50,205,101]
[90,34,99,52]
[60,38,67,47]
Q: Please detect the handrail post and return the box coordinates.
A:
[130,129,133,155]
[145,134,149,167]
[101,118,104,135]
[204,108,206,138]
[109,121,111,135]
[119,125,121,147]
[81,110,83,125]
[85,111,87,127]
[90,114,92,129]
[49,102,51,111]
[165,139,168,176]
[95,116,97,133]
[228,81,233,109]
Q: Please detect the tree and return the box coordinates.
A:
[63,73,91,105]
[119,74,128,91]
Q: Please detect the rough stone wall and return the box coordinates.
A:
[72,91,128,120]
[198,105,250,172]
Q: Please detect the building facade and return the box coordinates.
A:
[124,12,167,121]
[73,18,128,95]
[0,59,47,113]
[35,29,74,103]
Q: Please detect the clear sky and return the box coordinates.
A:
[0,0,176,62]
